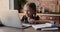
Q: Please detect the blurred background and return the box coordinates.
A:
[14,0,60,13]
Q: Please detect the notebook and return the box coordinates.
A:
[41,27,58,30]
[32,23,58,30]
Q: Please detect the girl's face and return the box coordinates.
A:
[24,6,34,17]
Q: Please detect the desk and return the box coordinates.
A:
[23,27,60,32]
[0,27,60,32]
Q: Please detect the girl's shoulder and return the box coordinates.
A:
[33,15,39,20]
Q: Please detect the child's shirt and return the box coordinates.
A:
[21,15,39,23]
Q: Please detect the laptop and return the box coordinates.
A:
[0,10,29,28]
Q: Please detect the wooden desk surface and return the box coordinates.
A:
[24,27,60,32]
[0,27,60,32]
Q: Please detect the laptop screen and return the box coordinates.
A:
[0,10,22,28]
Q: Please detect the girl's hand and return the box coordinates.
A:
[28,19,35,24]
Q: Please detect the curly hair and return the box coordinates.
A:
[24,2,36,15]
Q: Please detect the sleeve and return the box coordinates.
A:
[21,15,29,23]
[36,15,39,20]
[34,15,40,20]
[21,16,25,22]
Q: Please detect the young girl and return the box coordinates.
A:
[21,2,39,24]
[21,3,50,24]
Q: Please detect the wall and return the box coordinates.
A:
[27,0,60,12]
[0,0,9,19]
[0,0,9,11]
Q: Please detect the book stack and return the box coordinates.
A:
[32,23,59,30]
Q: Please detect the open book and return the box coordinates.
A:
[32,23,58,30]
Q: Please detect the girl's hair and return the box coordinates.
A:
[24,2,36,15]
